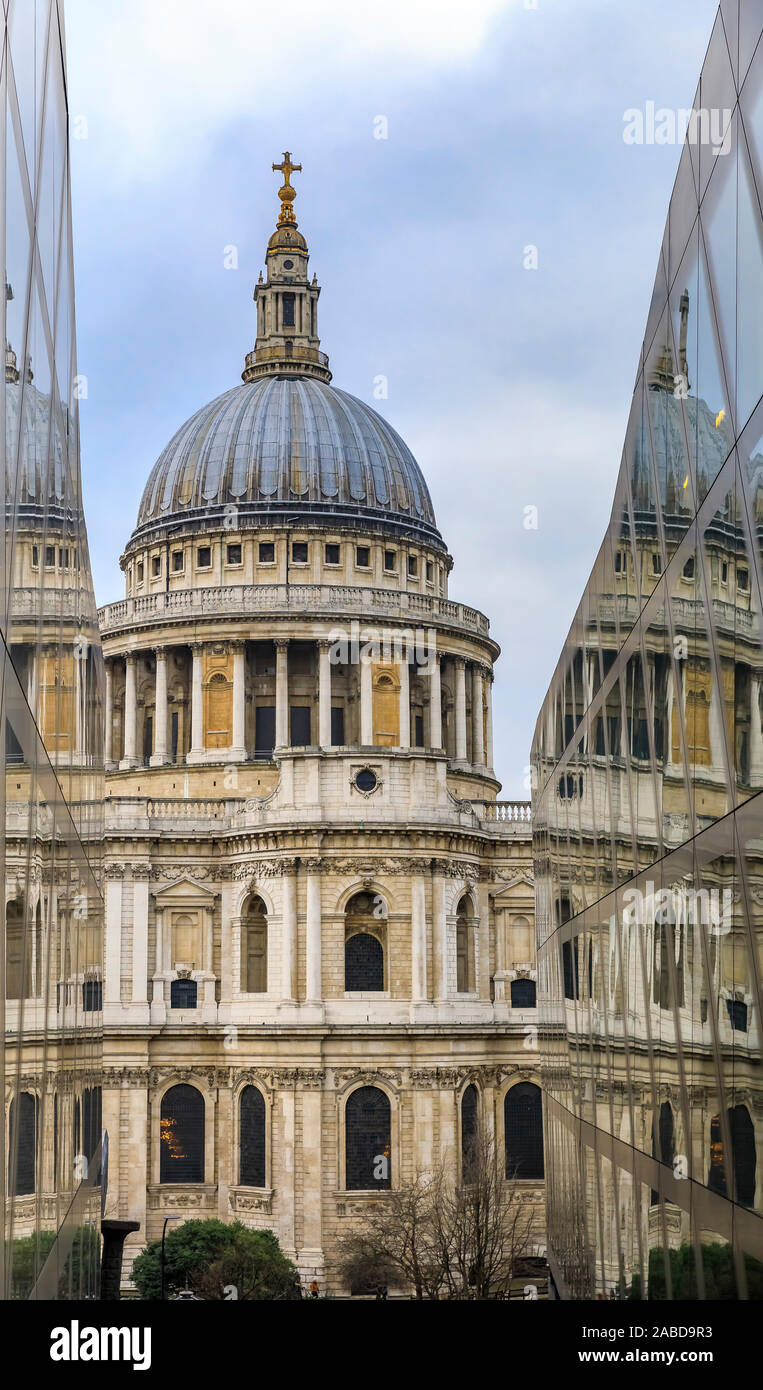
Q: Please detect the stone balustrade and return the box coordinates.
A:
[98,583,490,637]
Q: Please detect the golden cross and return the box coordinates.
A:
[272,151,302,225]
[272,151,302,186]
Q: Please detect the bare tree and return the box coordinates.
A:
[337,1174,446,1299]
[337,1130,537,1300]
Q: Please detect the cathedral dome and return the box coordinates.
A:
[133,375,443,549]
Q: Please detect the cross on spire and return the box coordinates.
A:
[272,151,302,226]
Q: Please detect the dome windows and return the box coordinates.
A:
[197,546,211,569]
[325,543,340,566]
[259,542,275,564]
[355,546,370,569]
[354,767,378,794]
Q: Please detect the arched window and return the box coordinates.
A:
[9,1092,37,1195]
[730,1105,756,1207]
[239,1086,266,1187]
[461,1084,479,1182]
[243,896,268,993]
[82,1087,102,1164]
[346,1086,391,1190]
[160,1084,204,1183]
[456,895,475,993]
[6,896,29,999]
[504,1082,544,1179]
[708,1114,727,1195]
[511,978,536,1007]
[344,892,385,992]
[651,1101,675,1205]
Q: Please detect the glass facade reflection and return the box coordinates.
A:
[532,3,763,1299]
[1,0,103,1298]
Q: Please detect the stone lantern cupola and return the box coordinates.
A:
[242,151,331,384]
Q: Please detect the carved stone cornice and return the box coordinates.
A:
[103,1066,150,1088]
[104,864,125,880]
[232,858,298,880]
[129,863,152,880]
[332,1068,401,1089]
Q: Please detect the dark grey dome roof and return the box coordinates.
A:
[133,376,443,548]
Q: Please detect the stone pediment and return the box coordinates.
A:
[151,875,219,903]
[492,872,535,904]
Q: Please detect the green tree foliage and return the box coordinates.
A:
[131,1219,297,1301]
[622,1243,763,1300]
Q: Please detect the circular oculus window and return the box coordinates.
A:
[355,768,378,793]
[283,259,294,268]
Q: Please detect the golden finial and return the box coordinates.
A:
[272,151,302,226]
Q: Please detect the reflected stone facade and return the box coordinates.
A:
[533,4,763,1299]
[99,164,543,1294]
[1,1,104,1298]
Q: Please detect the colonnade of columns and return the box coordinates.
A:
[104,637,494,771]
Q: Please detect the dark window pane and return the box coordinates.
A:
[325,543,340,565]
[227,543,242,564]
[10,1093,37,1196]
[282,292,295,327]
[330,706,344,746]
[259,542,275,563]
[511,978,536,1007]
[346,1087,391,1190]
[170,979,198,1009]
[255,706,275,757]
[239,1086,266,1187]
[292,541,308,564]
[462,1084,478,1181]
[726,998,748,1031]
[290,706,311,745]
[82,979,102,1012]
[160,1085,205,1182]
[505,1082,544,1179]
[345,932,384,991]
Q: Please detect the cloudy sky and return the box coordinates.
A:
[65,0,719,796]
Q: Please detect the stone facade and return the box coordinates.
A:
[98,165,542,1294]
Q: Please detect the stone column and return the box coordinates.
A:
[411,875,428,1005]
[231,641,247,759]
[750,672,763,788]
[398,654,410,749]
[121,653,137,767]
[104,659,113,765]
[189,642,204,758]
[132,869,150,1007]
[428,651,442,750]
[150,647,168,765]
[73,642,85,762]
[432,865,448,1002]
[318,640,332,748]
[477,880,491,1000]
[281,865,297,1002]
[360,653,373,744]
[485,669,494,770]
[471,663,484,766]
[305,862,322,1004]
[275,638,289,748]
[454,659,467,761]
[104,870,122,1008]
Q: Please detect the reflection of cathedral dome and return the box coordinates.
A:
[4,370,73,514]
[133,376,442,548]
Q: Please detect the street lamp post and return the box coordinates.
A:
[160,1214,181,1302]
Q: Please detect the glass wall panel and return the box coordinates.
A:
[1,0,104,1300]
[534,8,763,1299]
